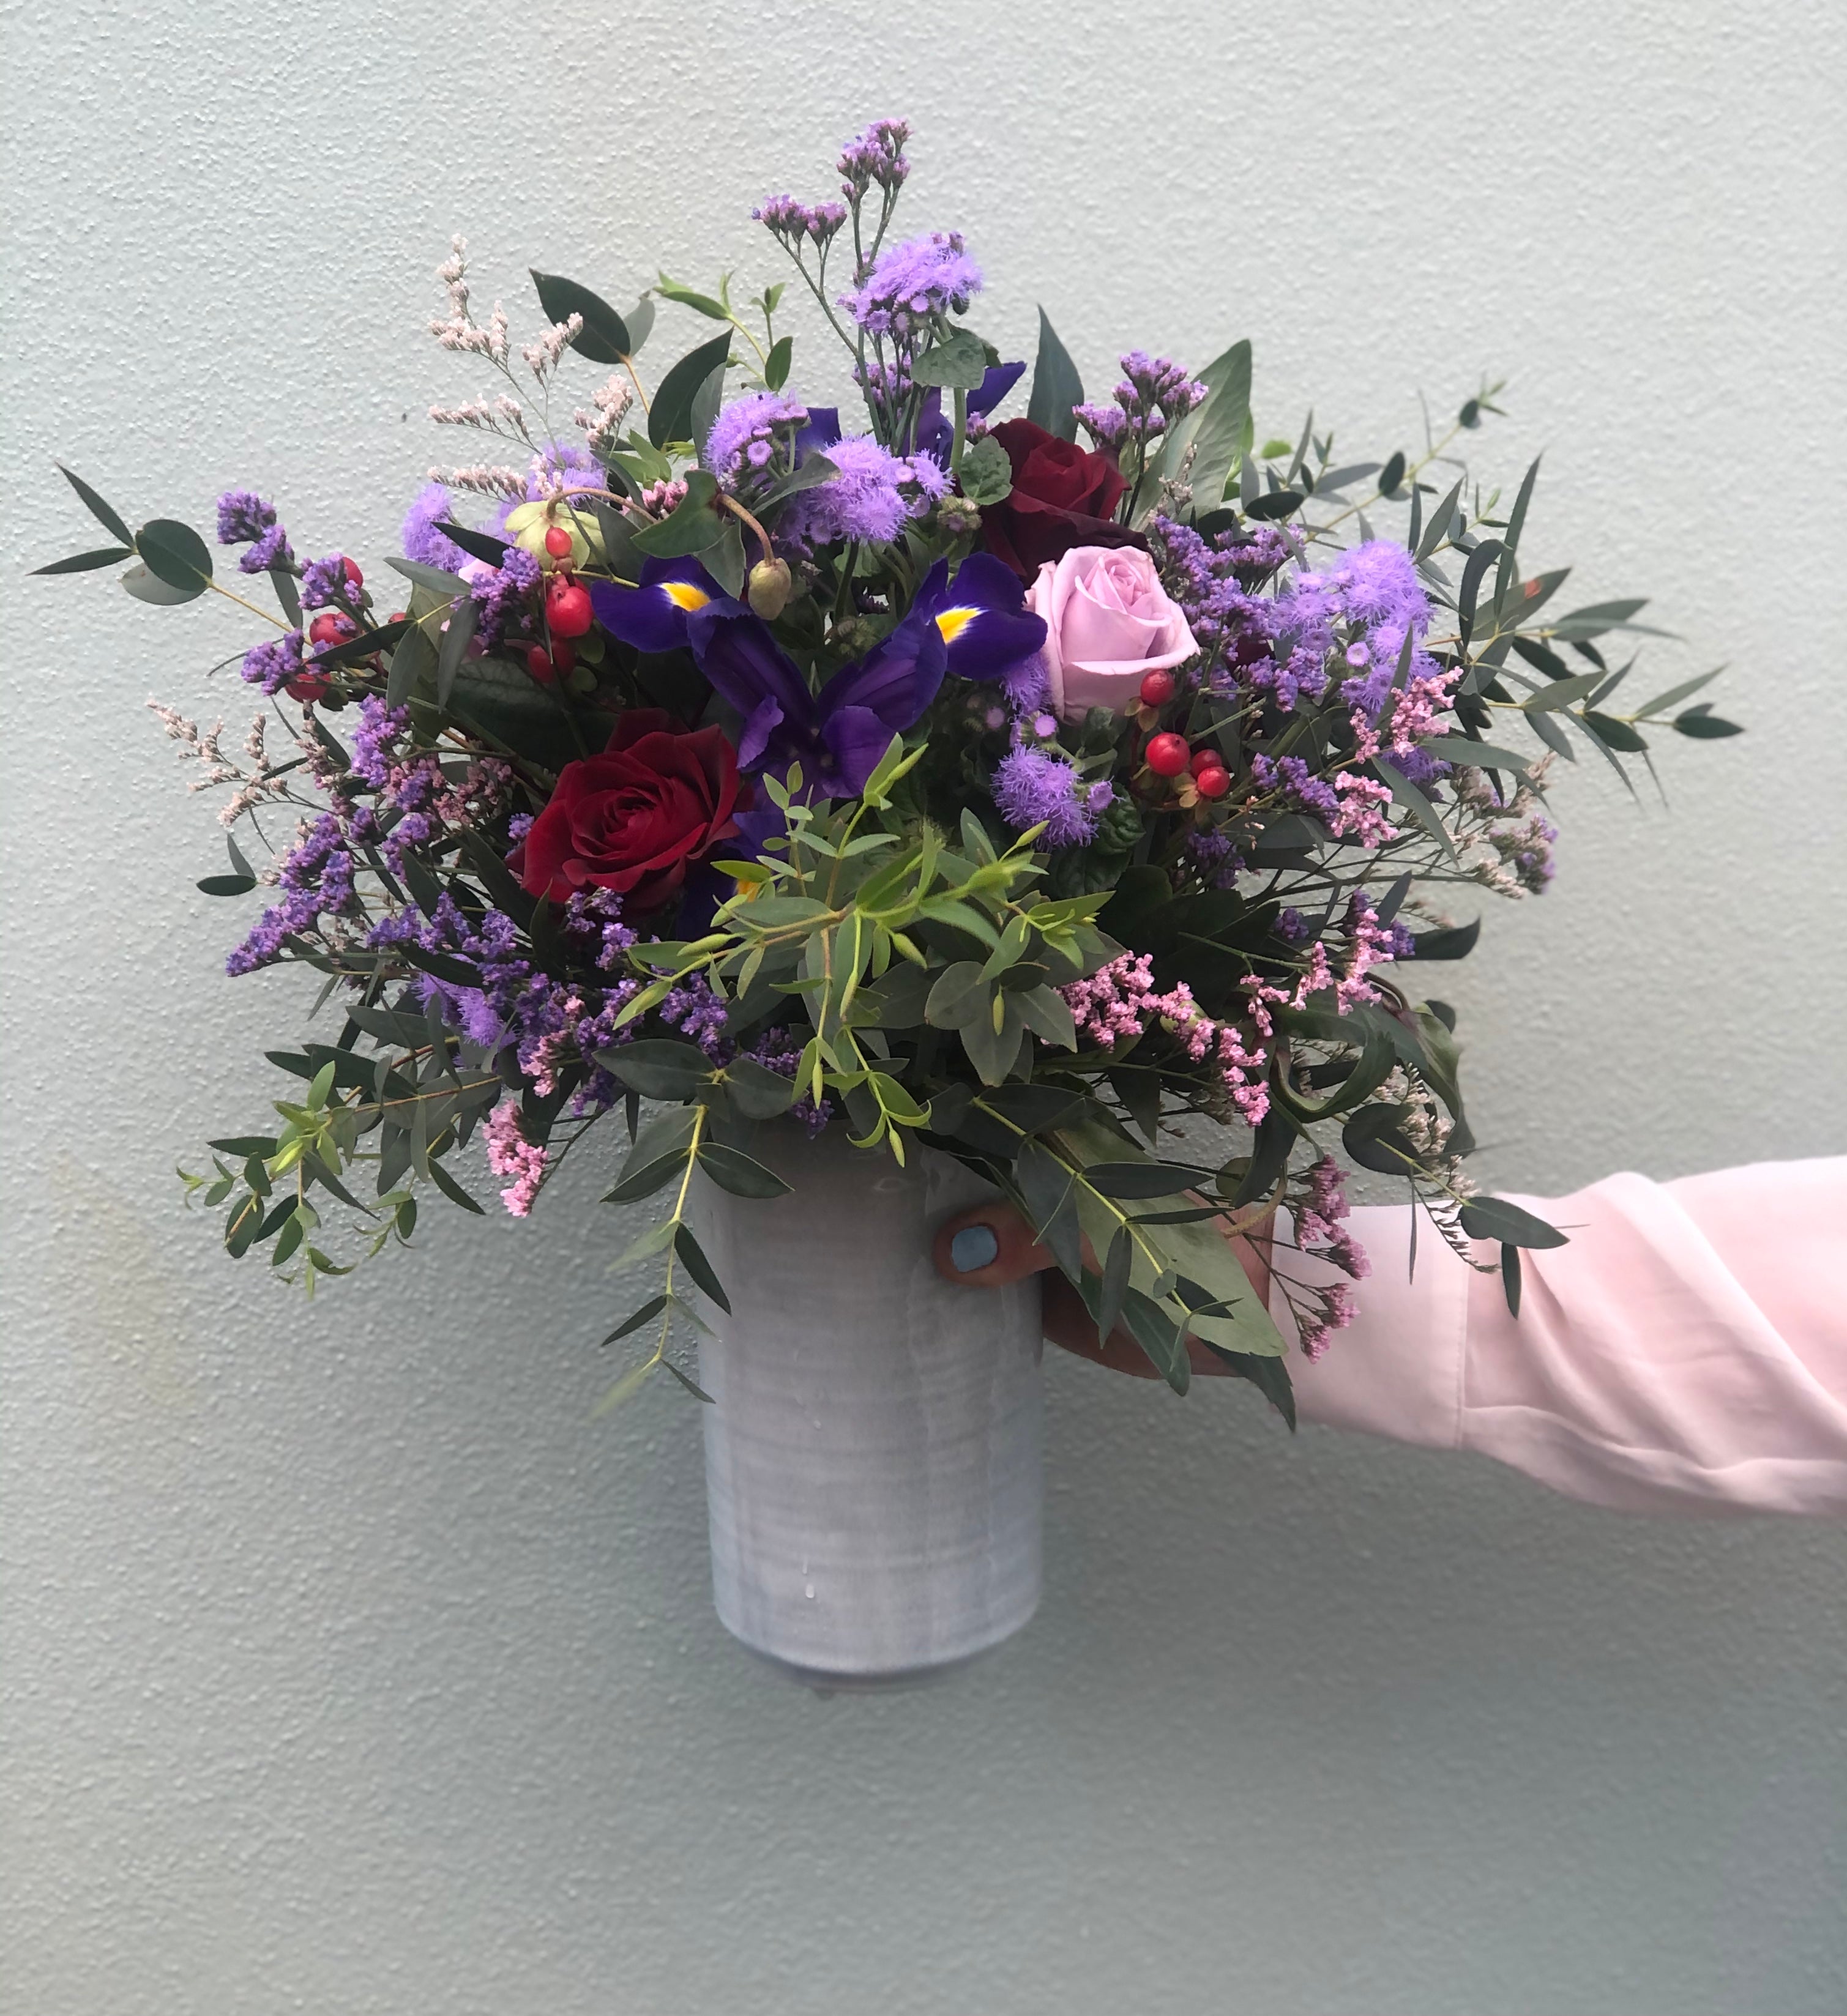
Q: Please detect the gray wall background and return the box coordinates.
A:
[4,2,1843,2011]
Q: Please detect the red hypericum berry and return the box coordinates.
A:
[1195,765,1232,800]
[525,645,557,685]
[543,525,574,558]
[546,578,593,638]
[286,673,331,704]
[1139,668,1176,707]
[1145,731,1191,778]
[387,609,409,624]
[551,639,576,672]
[308,612,353,647]
[1190,747,1221,778]
[342,557,364,590]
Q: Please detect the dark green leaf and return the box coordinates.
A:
[121,562,198,605]
[1343,1103,1422,1175]
[32,545,132,575]
[695,1141,791,1199]
[387,619,436,709]
[661,1357,715,1402]
[1673,709,1744,738]
[1406,918,1481,961]
[426,1156,487,1214]
[651,273,729,321]
[56,464,135,545]
[529,269,633,363]
[1373,759,1457,862]
[1415,478,1464,559]
[314,617,412,669]
[720,1055,799,1119]
[673,1223,731,1312]
[1231,1106,1296,1207]
[1548,597,1652,639]
[602,1294,668,1344]
[270,566,302,626]
[1379,450,1406,497]
[1244,489,1304,522]
[630,470,725,556]
[911,327,991,390]
[1458,1196,1568,1248]
[1501,1240,1523,1317]
[755,450,840,511]
[1521,670,1605,712]
[1118,1287,1190,1394]
[196,874,256,896]
[651,332,733,449]
[604,1038,712,1101]
[1456,538,1504,647]
[957,433,1013,507]
[1197,1341,1296,1428]
[436,593,477,708]
[1582,710,1647,752]
[397,942,479,988]
[433,520,515,568]
[135,518,214,593]
[386,556,471,597]
[208,1135,279,1158]
[1083,1160,1204,1199]
[1027,308,1083,442]
[1097,1226,1131,1345]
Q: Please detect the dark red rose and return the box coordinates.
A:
[978,418,1147,579]
[513,709,744,910]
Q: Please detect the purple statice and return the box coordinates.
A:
[777,434,947,547]
[226,815,356,973]
[299,552,359,612]
[401,482,474,574]
[217,489,294,574]
[840,232,980,341]
[992,746,1101,849]
[837,117,912,198]
[704,391,810,489]
[1251,752,1340,824]
[562,887,636,973]
[660,974,731,1060]
[1276,906,1312,944]
[469,545,540,647]
[753,193,849,246]
[349,697,408,790]
[1187,827,1244,891]
[739,1027,832,1137]
[241,628,305,695]
[1149,515,1275,688]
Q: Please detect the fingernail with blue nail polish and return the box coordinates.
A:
[950,1224,999,1273]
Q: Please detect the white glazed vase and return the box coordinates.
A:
[689,1123,1043,1689]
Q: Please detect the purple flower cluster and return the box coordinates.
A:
[1150,515,1286,693]
[349,697,408,789]
[401,483,474,575]
[226,815,356,974]
[217,488,294,575]
[704,392,810,489]
[469,545,540,647]
[837,118,911,198]
[1274,541,1435,720]
[753,194,849,246]
[737,1027,832,1137]
[777,435,948,546]
[241,628,307,695]
[992,746,1107,848]
[840,231,981,341]
[660,974,731,1060]
[1076,352,1208,450]
[1185,827,1244,891]
[300,552,359,611]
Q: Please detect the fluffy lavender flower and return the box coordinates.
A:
[837,118,912,197]
[992,746,1100,848]
[299,553,359,611]
[777,435,948,546]
[704,392,810,488]
[241,629,305,696]
[401,482,474,574]
[840,232,980,341]
[469,545,540,646]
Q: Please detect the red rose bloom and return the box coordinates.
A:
[514,710,744,910]
[978,418,1147,579]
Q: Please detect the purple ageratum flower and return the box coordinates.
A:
[839,231,981,341]
[776,434,948,547]
[705,391,810,488]
[688,598,944,799]
[589,555,723,655]
[401,482,474,575]
[991,746,1101,849]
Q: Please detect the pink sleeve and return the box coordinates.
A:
[1280,1158,1847,1515]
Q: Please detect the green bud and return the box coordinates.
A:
[747,556,794,619]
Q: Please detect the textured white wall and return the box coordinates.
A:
[4,2,1844,2010]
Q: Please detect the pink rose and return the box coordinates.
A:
[1024,546,1199,720]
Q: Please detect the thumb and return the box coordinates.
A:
[933,1202,1057,1289]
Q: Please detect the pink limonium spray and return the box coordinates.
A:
[483,1099,548,1217]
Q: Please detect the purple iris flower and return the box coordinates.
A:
[589,556,723,653]
[687,600,945,799]
[911,362,1025,464]
[911,553,1047,680]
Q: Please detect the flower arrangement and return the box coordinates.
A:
[39,117,1739,1421]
